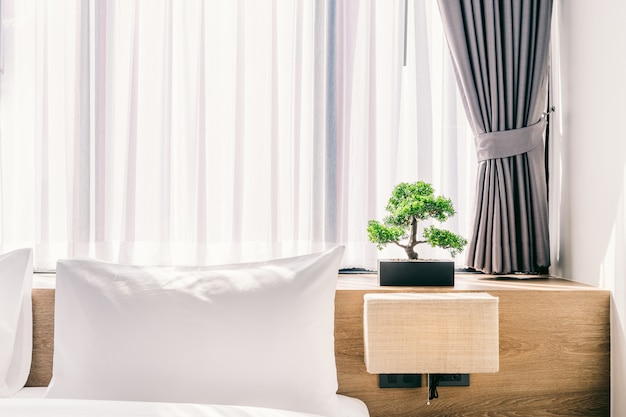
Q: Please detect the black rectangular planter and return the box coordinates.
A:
[378,259,455,286]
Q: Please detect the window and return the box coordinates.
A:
[0,0,473,271]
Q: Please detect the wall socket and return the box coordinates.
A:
[433,373,470,386]
[379,374,421,388]
[378,373,470,388]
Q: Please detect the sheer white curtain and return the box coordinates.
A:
[0,0,474,271]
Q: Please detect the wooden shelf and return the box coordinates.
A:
[334,273,610,417]
[337,272,604,291]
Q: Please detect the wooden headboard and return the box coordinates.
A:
[29,276,611,417]
[27,289,55,387]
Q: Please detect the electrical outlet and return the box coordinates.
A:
[433,373,470,386]
[379,374,421,388]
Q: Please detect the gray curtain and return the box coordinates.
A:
[437,0,553,274]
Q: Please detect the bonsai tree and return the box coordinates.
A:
[367,181,467,260]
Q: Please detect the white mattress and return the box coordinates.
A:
[8,388,369,417]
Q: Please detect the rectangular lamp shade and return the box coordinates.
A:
[364,293,499,374]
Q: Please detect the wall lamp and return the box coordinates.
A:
[364,293,499,405]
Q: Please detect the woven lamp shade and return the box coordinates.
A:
[364,293,499,374]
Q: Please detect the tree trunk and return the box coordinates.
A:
[405,216,419,259]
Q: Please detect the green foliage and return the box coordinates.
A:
[367,181,467,259]
[367,220,406,250]
[385,181,456,225]
[423,226,468,258]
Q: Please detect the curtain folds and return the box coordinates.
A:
[0,0,474,271]
[437,0,553,274]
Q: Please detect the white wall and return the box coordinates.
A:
[552,1,626,415]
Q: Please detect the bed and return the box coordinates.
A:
[5,390,368,417]
[0,247,369,417]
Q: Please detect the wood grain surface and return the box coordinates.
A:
[27,275,610,416]
[26,288,55,387]
[334,275,610,417]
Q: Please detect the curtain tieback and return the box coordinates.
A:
[475,118,547,162]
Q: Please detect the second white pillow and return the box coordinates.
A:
[0,248,33,397]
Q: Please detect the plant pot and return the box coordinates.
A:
[377,259,454,286]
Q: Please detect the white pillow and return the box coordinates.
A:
[46,247,344,417]
[0,248,33,397]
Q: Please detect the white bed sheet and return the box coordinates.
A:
[7,388,370,417]
[0,398,329,417]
